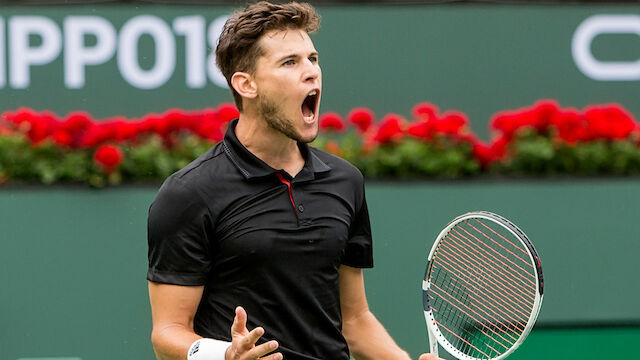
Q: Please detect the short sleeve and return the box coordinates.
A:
[147,176,213,285]
[342,186,373,268]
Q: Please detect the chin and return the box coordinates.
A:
[297,131,318,144]
[297,124,319,143]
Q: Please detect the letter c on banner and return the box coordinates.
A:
[572,14,640,81]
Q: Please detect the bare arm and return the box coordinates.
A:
[339,265,411,360]
[148,281,281,360]
[339,266,441,360]
[148,281,205,360]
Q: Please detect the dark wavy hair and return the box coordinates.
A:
[215,1,320,111]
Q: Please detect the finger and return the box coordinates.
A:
[239,326,265,351]
[259,351,283,360]
[245,340,279,359]
[418,353,441,360]
[231,306,248,337]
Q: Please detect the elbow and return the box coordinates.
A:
[150,329,166,360]
[342,310,371,356]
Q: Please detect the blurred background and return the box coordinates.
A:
[1,0,639,359]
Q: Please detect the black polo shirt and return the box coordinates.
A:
[147,119,373,360]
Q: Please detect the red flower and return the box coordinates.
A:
[348,108,375,133]
[191,109,223,142]
[62,111,92,135]
[80,123,112,148]
[490,110,521,139]
[406,121,435,140]
[137,114,161,135]
[412,102,439,121]
[216,103,240,124]
[374,114,405,144]
[163,108,191,133]
[112,118,139,142]
[52,130,73,147]
[94,144,124,174]
[151,114,171,137]
[531,99,559,132]
[15,110,57,144]
[584,104,635,140]
[319,112,346,133]
[551,108,586,143]
[490,135,508,160]
[436,111,468,135]
[472,141,494,168]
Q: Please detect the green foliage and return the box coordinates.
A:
[362,138,479,179]
[496,130,640,176]
[2,126,640,187]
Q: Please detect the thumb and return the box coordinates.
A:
[231,306,248,337]
[419,353,440,360]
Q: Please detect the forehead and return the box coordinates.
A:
[258,29,316,59]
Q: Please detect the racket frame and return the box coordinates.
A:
[423,211,543,360]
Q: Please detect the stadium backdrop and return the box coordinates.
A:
[1,2,639,360]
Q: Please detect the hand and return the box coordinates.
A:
[226,306,282,360]
[418,353,444,360]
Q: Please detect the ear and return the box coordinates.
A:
[231,72,258,100]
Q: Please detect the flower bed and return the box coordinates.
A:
[1,100,639,186]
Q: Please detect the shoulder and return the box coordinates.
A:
[309,146,364,185]
[152,143,226,208]
[171,143,226,187]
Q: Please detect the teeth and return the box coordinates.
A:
[309,91,317,96]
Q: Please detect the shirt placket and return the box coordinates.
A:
[276,173,309,226]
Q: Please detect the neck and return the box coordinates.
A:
[235,111,305,177]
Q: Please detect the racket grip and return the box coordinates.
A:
[428,327,438,356]
[425,313,438,356]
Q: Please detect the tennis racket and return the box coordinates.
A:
[422,211,543,360]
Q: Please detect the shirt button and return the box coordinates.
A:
[297,205,304,212]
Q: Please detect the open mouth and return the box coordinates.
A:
[301,90,319,121]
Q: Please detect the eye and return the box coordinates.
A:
[283,59,295,66]
[309,56,318,64]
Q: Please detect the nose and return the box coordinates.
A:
[303,59,320,83]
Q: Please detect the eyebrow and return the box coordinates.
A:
[275,51,319,64]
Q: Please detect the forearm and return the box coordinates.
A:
[151,323,202,360]
[343,310,410,360]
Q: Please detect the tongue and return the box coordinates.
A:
[302,102,313,117]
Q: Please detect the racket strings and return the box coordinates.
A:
[428,274,504,359]
[463,222,535,277]
[427,218,537,359]
[438,271,526,331]
[429,264,523,345]
[438,232,535,314]
[443,232,535,309]
[429,284,517,346]
[451,223,536,295]
[454,224,536,283]
[429,272,498,358]
[471,218,530,257]
[435,260,526,338]
[431,254,529,331]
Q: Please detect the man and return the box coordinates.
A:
[147,2,440,360]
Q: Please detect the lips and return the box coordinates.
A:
[301,89,319,122]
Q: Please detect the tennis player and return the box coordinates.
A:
[147,2,441,360]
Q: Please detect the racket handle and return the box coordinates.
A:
[426,319,438,356]
[424,311,438,356]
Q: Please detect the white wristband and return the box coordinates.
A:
[187,338,232,360]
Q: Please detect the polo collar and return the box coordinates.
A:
[222,119,331,181]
